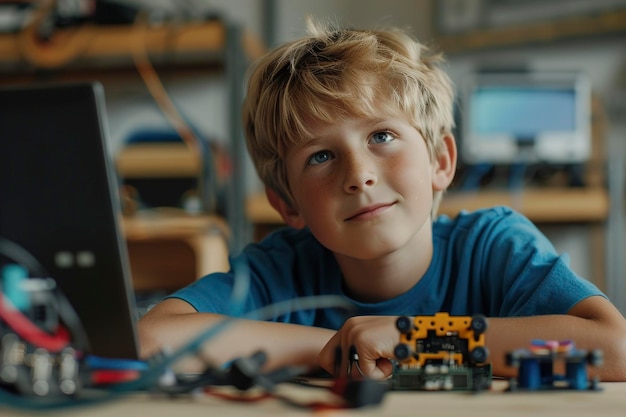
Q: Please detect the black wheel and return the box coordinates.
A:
[587,349,604,367]
[470,315,488,334]
[395,316,412,333]
[505,352,519,367]
[473,374,490,391]
[469,346,489,364]
[394,343,410,361]
[590,376,600,391]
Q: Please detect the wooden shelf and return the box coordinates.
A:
[246,187,609,226]
[121,211,229,240]
[436,8,626,53]
[0,19,265,71]
[116,143,200,178]
[121,212,230,292]
[440,188,609,223]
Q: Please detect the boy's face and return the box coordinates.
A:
[277,113,454,261]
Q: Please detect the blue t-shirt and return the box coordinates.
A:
[169,206,603,329]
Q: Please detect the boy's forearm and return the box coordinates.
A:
[139,310,335,374]
[486,315,626,381]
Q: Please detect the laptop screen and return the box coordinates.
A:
[0,82,139,359]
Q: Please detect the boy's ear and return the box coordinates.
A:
[431,134,457,191]
[265,188,307,229]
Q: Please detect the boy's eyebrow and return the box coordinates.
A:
[289,133,340,159]
[291,136,321,154]
[291,115,398,149]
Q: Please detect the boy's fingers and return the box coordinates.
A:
[375,358,394,378]
[317,349,334,375]
[348,346,388,380]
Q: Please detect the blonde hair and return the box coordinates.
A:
[243,19,455,215]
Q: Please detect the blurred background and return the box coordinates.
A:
[1,0,625,312]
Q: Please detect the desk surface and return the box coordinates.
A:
[4,380,626,417]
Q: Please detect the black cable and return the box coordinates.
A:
[50,286,90,352]
[0,237,90,352]
[0,237,48,278]
[153,351,307,396]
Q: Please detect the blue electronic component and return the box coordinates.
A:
[1,264,29,311]
[84,355,148,371]
[506,339,603,391]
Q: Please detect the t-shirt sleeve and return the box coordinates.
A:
[162,227,332,322]
[166,270,240,314]
[512,255,604,316]
[470,207,605,317]
[166,245,290,316]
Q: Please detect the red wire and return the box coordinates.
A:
[0,295,70,352]
[91,370,141,385]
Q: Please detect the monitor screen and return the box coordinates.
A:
[460,72,591,165]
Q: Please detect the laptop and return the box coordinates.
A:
[0,82,140,359]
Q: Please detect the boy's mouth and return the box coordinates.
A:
[345,202,395,221]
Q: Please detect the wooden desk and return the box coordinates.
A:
[121,212,230,292]
[5,380,626,417]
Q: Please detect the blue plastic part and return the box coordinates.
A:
[566,361,588,389]
[1,264,30,311]
[518,358,540,390]
[510,341,597,391]
[84,355,149,371]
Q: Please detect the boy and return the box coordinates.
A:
[138,19,626,380]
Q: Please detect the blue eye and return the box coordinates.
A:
[370,131,394,144]
[307,150,332,165]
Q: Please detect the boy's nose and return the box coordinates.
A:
[343,154,378,193]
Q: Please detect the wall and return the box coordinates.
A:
[273,0,432,44]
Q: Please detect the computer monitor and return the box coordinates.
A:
[459,71,592,165]
[0,82,140,359]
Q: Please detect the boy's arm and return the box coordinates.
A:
[487,295,626,381]
[318,296,626,381]
[138,298,335,374]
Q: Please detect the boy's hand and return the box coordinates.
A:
[318,315,400,380]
